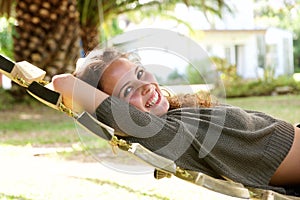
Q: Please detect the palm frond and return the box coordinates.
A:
[112,1,162,15]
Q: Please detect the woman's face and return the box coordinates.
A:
[100,58,170,116]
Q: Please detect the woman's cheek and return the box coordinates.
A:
[128,95,147,112]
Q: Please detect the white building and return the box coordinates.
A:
[198,28,294,79]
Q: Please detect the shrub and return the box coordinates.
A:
[224,76,300,98]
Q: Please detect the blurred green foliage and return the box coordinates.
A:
[0,17,14,59]
[254,0,300,71]
[212,56,300,97]
[223,76,300,98]
[0,88,14,110]
[211,56,241,84]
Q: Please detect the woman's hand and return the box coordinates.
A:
[52,73,80,111]
[52,73,76,100]
[52,73,109,114]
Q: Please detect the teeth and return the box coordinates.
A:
[146,91,159,108]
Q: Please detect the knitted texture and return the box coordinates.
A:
[96,96,295,193]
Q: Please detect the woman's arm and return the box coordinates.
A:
[52,73,183,138]
[52,73,109,114]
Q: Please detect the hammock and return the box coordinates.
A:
[0,54,299,200]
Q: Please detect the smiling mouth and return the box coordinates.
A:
[145,90,161,108]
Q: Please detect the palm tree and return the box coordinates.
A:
[0,0,231,80]
[1,0,81,81]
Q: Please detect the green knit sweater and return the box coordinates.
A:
[96,96,295,193]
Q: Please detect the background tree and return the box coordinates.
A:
[253,0,300,72]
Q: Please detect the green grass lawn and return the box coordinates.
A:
[0,102,79,146]
[0,94,299,147]
[226,94,300,125]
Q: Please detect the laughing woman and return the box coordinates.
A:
[52,48,300,196]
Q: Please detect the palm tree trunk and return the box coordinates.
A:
[14,0,81,81]
[80,24,100,54]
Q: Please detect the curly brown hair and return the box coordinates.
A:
[166,91,217,110]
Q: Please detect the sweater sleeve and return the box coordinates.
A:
[95,96,199,161]
[96,96,173,137]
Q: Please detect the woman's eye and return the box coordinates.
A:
[124,86,133,97]
[137,69,144,79]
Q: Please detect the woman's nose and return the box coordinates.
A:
[140,83,153,96]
